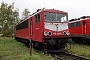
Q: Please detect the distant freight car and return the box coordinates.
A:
[15,8,70,52]
[69,16,90,44]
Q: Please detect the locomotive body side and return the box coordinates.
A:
[15,20,30,40]
[15,11,43,42]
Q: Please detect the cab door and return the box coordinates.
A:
[82,21,86,34]
[32,13,42,42]
[30,17,32,40]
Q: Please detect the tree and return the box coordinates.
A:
[0,2,20,37]
[21,7,30,19]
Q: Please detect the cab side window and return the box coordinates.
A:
[69,21,81,28]
[35,13,40,23]
[76,22,81,26]
[69,23,75,28]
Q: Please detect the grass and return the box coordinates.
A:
[1,37,90,60]
[66,43,90,58]
[0,37,53,60]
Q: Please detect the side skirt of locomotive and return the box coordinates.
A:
[14,37,70,53]
[31,38,70,53]
[70,35,90,45]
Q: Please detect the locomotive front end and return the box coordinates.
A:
[42,10,70,52]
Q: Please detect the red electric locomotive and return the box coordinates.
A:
[69,16,90,44]
[15,9,70,52]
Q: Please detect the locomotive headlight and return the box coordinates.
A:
[66,32,70,35]
[44,32,48,36]
[44,31,52,36]
[63,31,70,35]
[48,32,52,36]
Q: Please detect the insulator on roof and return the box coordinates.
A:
[77,18,80,20]
[37,8,43,12]
[69,15,90,22]
[86,16,90,18]
[37,9,40,12]
[43,7,45,9]
[80,16,87,19]
[80,16,90,19]
[69,18,77,22]
[69,19,74,22]
[37,8,45,12]
[74,18,77,20]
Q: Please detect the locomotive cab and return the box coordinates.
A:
[43,11,69,37]
[40,9,70,52]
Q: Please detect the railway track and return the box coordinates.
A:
[50,52,90,60]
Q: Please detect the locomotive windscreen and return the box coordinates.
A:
[44,12,67,22]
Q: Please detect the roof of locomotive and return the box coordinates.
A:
[69,16,90,23]
[16,9,68,26]
[41,9,68,14]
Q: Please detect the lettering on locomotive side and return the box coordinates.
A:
[36,28,40,30]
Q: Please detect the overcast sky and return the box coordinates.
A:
[0,0,90,19]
